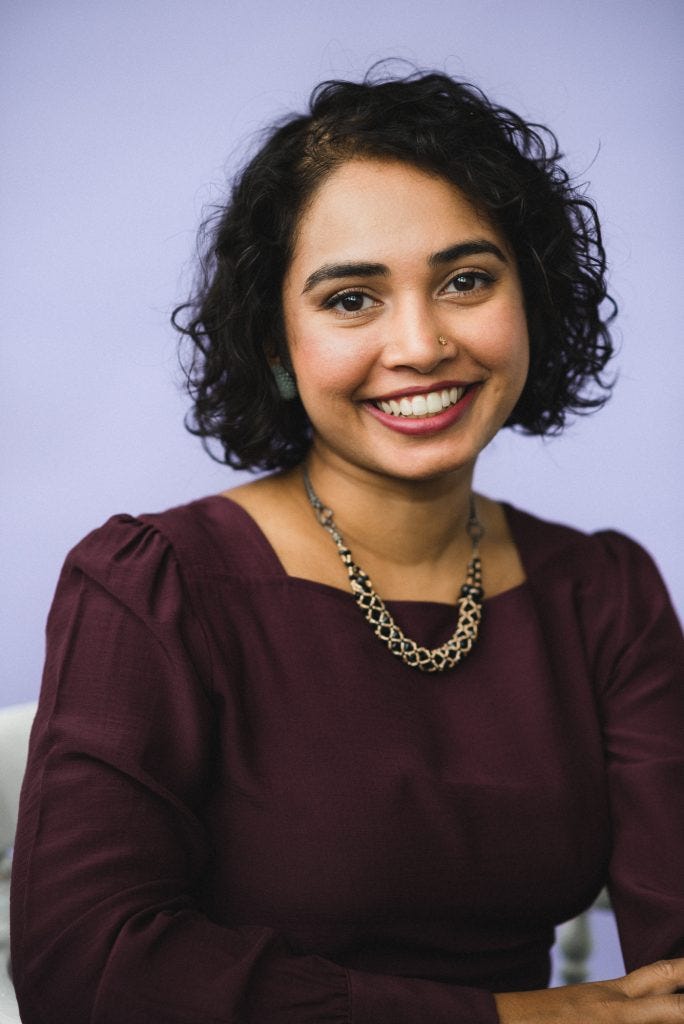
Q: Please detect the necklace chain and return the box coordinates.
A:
[302,469,485,673]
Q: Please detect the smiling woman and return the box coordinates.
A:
[174,71,615,472]
[281,159,529,478]
[10,66,684,1024]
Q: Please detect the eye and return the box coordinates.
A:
[443,271,494,294]
[323,289,378,316]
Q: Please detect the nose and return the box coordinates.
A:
[381,302,454,374]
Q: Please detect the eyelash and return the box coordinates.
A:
[322,288,377,316]
[443,270,495,294]
[322,271,496,318]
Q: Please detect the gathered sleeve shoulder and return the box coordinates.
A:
[582,530,684,969]
[11,511,499,1024]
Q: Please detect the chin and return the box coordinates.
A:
[359,450,479,485]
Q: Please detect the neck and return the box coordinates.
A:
[300,449,478,571]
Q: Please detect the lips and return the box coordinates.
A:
[374,385,467,419]
[363,382,480,436]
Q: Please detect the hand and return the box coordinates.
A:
[494,957,684,1022]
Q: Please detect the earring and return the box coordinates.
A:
[271,362,298,401]
[437,335,448,347]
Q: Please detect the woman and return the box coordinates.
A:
[11,68,684,1023]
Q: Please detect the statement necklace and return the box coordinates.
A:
[302,468,485,673]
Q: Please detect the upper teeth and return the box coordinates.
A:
[376,386,465,418]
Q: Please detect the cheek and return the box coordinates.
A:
[474,306,530,379]
[290,334,374,395]
[508,322,531,384]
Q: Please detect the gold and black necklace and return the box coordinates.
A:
[302,468,484,673]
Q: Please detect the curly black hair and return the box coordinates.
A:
[173,64,616,471]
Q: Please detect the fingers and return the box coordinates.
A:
[614,993,684,1022]
[620,958,684,1000]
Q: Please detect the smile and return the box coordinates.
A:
[373,386,467,419]
[364,382,480,437]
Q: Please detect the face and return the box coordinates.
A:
[281,158,529,484]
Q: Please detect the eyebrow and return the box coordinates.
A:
[302,261,389,294]
[428,239,508,267]
[301,239,508,294]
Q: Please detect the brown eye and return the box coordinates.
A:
[339,292,366,311]
[323,289,377,316]
[444,271,494,294]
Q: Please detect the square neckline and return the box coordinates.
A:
[211,492,529,609]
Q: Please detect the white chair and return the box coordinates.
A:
[555,889,614,985]
[0,701,37,1024]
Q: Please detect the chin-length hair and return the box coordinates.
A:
[172,65,616,471]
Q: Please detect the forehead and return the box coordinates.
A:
[290,158,503,266]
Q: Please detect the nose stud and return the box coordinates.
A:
[437,335,448,347]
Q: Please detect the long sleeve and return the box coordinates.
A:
[589,532,684,969]
[10,514,499,1024]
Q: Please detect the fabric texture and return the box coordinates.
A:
[10,495,684,1024]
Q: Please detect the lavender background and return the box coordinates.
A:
[2,0,682,985]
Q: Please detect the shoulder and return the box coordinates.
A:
[506,503,682,674]
[62,494,280,609]
[505,503,664,589]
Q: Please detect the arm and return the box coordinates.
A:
[496,531,684,1022]
[595,532,684,968]
[10,516,498,1024]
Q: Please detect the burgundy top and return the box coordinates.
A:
[11,496,684,1024]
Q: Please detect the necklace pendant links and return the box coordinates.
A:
[302,467,485,673]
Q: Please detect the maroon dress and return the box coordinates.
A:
[10,496,684,1023]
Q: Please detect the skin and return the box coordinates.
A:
[226,158,684,1020]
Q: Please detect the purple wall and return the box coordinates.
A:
[2,0,682,984]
